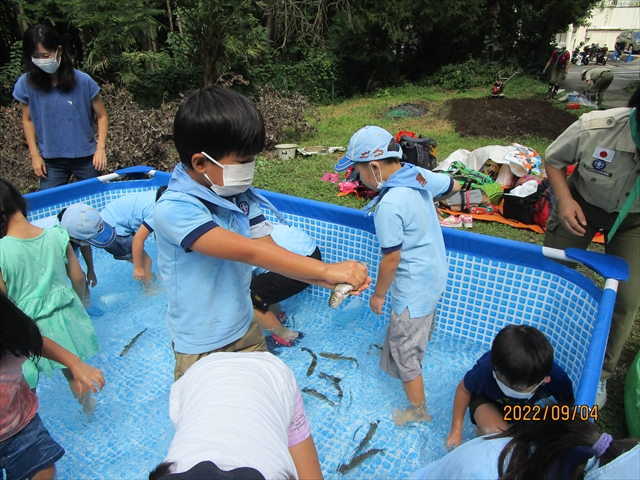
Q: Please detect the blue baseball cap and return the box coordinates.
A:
[60,203,116,248]
[334,126,403,172]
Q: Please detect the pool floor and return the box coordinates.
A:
[36,242,485,479]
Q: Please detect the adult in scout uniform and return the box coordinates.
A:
[543,42,571,99]
[543,84,640,408]
[582,67,615,108]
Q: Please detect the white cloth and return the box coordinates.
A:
[507,179,539,197]
[165,352,301,478]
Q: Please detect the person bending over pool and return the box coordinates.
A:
[153,86,369,381]
[334,126,460,426]
[251,223,322,346]
[148,352,322,480]
[60,187,166,290]
[445,324,575,451]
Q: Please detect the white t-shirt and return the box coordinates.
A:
[165,352,310,478]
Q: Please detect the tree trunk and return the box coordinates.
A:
[13,2,28,37]
[166,0,174,32]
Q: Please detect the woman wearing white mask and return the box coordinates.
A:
[12,24,108,190]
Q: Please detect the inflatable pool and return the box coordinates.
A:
[24,166,628,479]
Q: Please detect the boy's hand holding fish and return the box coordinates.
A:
[319,260,370,293]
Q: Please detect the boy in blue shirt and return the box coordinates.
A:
[335,126,459,425]
[153,86,369,380]
[446,324,575,451]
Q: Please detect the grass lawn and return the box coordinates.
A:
[253,77,639,439]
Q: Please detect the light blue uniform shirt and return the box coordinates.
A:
[13,70,100,159]
[154,189,272,354]
[252,224,317,277]
[373,167,452,317]
[100,190,156,236]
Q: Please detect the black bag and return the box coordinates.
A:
[399,135,438,170]
[501,188,538,224]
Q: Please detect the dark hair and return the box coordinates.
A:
[0,178,27,238]
[22,24,76,92]
[149,462,173,480]
[493,416,640,480]
[491,325,554,388]
[155,186,168,202]
[173,86,265,168]
[0,291,43,361]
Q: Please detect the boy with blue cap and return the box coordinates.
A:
[335,125,460,425]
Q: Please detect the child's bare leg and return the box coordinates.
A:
[255,308,298,342]
[393,374,432,425]
[31,465,57,480]
[62,368,95,418]
[474,403,509,435]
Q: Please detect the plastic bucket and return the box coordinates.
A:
[275,144,297,160]
[568,93,579,103]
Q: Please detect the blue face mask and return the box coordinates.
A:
[492,371,545,400]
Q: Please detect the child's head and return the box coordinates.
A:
[0,292,42,361]
[334,126,402,191]
[0,178,27,238]
[173,86,265,169]
[60,203,116,248]
[491,324,554,393]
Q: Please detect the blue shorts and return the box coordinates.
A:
[0,413,64,480]
[104,234,134,261]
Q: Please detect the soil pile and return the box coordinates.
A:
[447,98,579,140]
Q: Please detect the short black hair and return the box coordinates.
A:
[173,86,265,168]
[491,324,554,388]
[22,24,76,92]
[0,291,43,360]
[0,177,27,238]
[155,185,168,202]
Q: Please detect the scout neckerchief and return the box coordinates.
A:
[363,163,435,213]
[553,48,566,67]
[607,108,640,242]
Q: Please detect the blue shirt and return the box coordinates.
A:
[252,224,317,277]
[13,70,100,159]
[373,166,452,317]
[100,191,156,236]
[154,186,272,354]
[464,351,575,407]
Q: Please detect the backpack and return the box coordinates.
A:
[443,161,504,205]
[533,180,556,229]
[396,131,439,171]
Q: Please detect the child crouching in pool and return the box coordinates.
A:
[445,324,575,451]
[334,126,460,425]
[0,292,104,480]
[154,85,369,381]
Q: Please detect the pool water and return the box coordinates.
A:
[36,239,486,479]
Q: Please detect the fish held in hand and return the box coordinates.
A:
[329,283,354,308]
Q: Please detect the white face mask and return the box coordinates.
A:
[492,371,544,400]
[32,54,60,74]
[201,151,255,197]
[369,164,385,191]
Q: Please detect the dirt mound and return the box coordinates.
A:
[446,98,579,140]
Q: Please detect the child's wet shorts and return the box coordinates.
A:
[105,234,134,261]
[380,308,435,382]
[0,413,64,479]
[468,393,508,425]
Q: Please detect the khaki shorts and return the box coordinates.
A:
[173,313,267,381]
[380,308,435,382]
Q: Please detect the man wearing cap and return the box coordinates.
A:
[543,84,640,408]
[543,42,571,99]
[582,67,614,109]
[334,125,459,425]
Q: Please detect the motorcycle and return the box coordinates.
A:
[571,42,585,64]
[595,45,608,65]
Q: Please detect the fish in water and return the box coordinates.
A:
[301,347,317,377]
[355,420,379,454]
[302,387,335,406]
[336,448,385,475]
[319,371,343,399]
[120,328,148,357]
[319,351,360,367]
[329,283,353,308]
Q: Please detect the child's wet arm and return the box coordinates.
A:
[373,250,400,299]
[132,225,151,269]
[451,380,472,431]
[66,245,87,299]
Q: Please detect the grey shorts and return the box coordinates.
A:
[380,308,435,382]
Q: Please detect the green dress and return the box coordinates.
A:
[0,225,99,388]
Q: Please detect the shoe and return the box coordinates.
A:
[460,215,473,228]
[440,216,463,228]
[596,381,607,408]
[321,172,332,182]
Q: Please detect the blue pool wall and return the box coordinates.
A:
[25,171,606,406]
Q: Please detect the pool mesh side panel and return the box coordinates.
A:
[28,188,599,390]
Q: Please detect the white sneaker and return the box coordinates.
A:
[596,381,607,408]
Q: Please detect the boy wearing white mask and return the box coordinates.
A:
[153,86,370,381]
[446,324,575,451]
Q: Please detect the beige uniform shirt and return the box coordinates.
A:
[545,107,640,213]
[584,67,611,82]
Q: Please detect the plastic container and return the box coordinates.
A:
[275,144,298,160]
[567,93,580,103]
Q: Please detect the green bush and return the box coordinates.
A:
[428,58,508,91]
[0,41,24,106]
